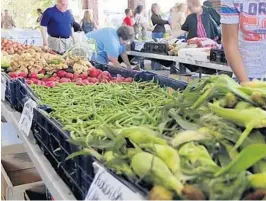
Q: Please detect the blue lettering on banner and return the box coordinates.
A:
[249,3,258,15]
[259,2,266,14]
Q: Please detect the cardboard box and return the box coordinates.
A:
[1,144,43,200]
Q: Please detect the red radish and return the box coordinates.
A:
[46,77,57,82]
[56,70,67,78]
[75,78,83,82]
[81,79,90,85]
[9,72,18,78]
[76,80,83,86]
[31,78,39,84]
[116,77,125,82]
[89,68,101,78]
[73,74,79,80]
[78,73,88,80]
[59,78,71,83]
[124,77,133,83]
[29,73,38,79]
[89,78,99,84]
[26,80,33,85]
[38,69,45,74]
[45,81,56,88]
[37,80,43,85]
[102,71,112,79]
[18,72,27,78]
[65,73,74,80]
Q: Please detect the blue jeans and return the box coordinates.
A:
[151,32,164,70]
[152,32,164,40]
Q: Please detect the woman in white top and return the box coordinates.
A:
[169,3,187,38]
[133,5,153,40]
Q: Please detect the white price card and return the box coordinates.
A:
[18,99,37,136]
[85,166,143,201]
[134,42,145,52]
[1,74,7,101]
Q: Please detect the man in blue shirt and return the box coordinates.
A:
[86,26,133,69]
[40,0,74,54]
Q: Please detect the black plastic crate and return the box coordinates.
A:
[2,73,17,107]
[31,108,94,200]
[15,79,40,112]
[144,42,169,55]
[210,48,228,64]
[135,71,187,90]
[20,67,187,199]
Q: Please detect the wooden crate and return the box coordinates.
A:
[1,144,43,200]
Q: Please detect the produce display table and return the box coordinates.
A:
[1,28,42,46]
[127,51,232,77]
[1,101,76,201]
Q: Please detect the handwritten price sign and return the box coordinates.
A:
[85,165,143,201]
[18,99,37,136]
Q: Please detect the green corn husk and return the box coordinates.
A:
[131,152,184,195]
[140,144,180,175]
[215,144,266,177]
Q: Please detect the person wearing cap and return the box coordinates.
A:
[86,26,133,69]
[40,0,74,54]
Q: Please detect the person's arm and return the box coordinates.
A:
[120,52,131,69]
[151,14,169,25]
[222,24,248,82]
[40,9,50,47]
[220,0,248,83]
[40,26,48,47]
[108,56,121,66]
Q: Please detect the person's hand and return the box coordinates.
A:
[241,80,266,88]
[43,40,48,49]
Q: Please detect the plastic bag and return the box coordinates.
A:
[64,32,97,60]
[187,37,218,48]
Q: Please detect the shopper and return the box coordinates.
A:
[151,3,169,40]
[1,10,15,29]
[36,8,43,23]
[151,3,169,70]
[221,0,266,82]
[41,0,74,54]
[86,26,133,69]
[80,10,98,34]
[133,5,153,40]
[172,0,220,41]
[123,8,135,27]
[169,3,187,39]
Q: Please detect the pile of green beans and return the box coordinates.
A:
[31,82,176,138]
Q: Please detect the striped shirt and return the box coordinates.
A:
[197,15,207,38]
[220,0,266,79]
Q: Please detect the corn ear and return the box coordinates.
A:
[131,152,184,195]
[140,144,180,175]
[248,173,266,189]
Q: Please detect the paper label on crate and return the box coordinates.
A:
[85,166,143,201]
[134,42,145,51]
[18,99,37,136]
[1,74,7,101]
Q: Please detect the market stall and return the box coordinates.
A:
[128,38,231,78]
[1,38,266,201]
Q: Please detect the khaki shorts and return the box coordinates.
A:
[48,36,73,54]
